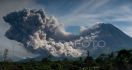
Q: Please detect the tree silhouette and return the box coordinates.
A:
[3,48,9,62]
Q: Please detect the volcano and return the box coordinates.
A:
[76,23,132,56]
[3,9,132,59]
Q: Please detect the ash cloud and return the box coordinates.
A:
[3,9,84,59]
[4,9,131,59]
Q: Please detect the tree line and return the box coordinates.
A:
[0,49,132,70]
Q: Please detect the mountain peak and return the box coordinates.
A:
[81,23,132,48]
[93,23,114,29]
[81,23,116,35]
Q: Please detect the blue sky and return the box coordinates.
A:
[33,0,132,36]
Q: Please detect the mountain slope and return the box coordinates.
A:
[81,23,132,48]
[78,23,132,56]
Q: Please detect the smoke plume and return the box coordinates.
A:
[3,9,85,59]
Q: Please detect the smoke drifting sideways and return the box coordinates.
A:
[3,9,86,59]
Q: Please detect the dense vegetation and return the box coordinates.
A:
[0,49,132,70]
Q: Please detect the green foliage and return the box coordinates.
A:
[0,49,132,70]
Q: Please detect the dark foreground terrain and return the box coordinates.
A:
[0,49,132,70]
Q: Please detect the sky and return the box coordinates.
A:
[1,0,132,35]
[34,0,132,36]
[0,0,132,59]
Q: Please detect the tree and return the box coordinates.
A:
[117,49,131,62]
[3,48,9,62]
